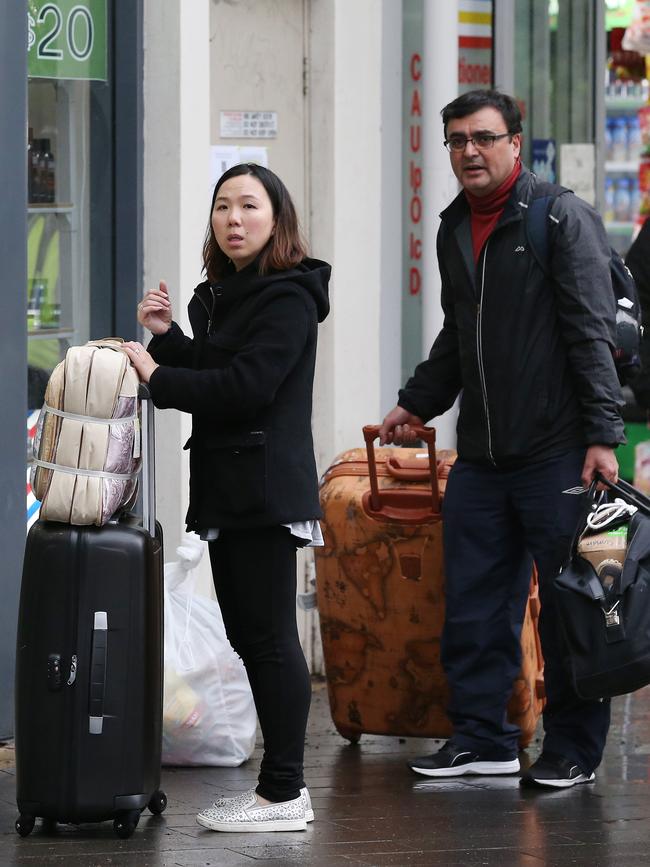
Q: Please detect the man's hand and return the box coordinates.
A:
[581,445,619,490]
[379,405,424,446]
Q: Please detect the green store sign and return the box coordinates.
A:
[605,0,635,30]
[28,0,107,82]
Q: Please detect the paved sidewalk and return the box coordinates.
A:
[1,681,650,865]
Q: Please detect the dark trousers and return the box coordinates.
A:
[208,526,311,802]
[441,450,611,774]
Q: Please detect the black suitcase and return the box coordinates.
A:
[15,384,166,839]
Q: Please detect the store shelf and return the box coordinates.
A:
[27,328,75,340]
[605,96,648,111]
[605,161,640,173]
[605,221,636,234]
[28,204,73,215]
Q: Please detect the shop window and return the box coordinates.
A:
[26,0,111,524]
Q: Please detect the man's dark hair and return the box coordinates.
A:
[441,89,523,138]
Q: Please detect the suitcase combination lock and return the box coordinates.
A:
[47,653,78,690]
[47,654,62,691]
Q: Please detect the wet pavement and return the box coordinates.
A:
[1,680,650,866]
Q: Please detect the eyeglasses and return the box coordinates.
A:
[444,132,512,152]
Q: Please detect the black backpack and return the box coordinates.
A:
[524,181,642,385]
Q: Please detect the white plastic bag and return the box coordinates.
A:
[162,535,257,766]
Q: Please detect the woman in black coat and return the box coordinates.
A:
[123,164,330,834]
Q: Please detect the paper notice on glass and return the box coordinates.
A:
[559,144,596,206]
[210,146,269,188]
[220,111,278,139]
[211,146,240,185]
[239,147,269,167]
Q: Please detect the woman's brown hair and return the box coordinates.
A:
[202,163,308,283]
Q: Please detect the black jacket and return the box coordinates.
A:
[398,167,625,467]
[147,258,331,530]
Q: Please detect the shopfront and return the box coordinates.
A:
[0,0,143,738]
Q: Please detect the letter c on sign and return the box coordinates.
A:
[411,53,422,82]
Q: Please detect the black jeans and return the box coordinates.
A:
[208,526,311,802]
[441,450,611,774]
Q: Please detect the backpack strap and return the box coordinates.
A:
[523,180,572,277]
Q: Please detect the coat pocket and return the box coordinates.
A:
[205,430,267,515]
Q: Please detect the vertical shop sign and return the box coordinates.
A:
[402,0,424,383]
[458,0,493,93]
[27,0,107,81]
[407,52,423,299]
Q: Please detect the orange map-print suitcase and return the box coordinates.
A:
[314,425,544,748]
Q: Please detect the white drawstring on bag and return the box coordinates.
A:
[586,498,637,532]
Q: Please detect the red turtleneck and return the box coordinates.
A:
[465,160,522,264]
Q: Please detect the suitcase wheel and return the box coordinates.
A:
[15,815,35,837]
[114,810,140,839]
[147,789,168,815]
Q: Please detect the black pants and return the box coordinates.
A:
[441,450,611,774]
[208,526,311,802]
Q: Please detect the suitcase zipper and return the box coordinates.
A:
[62,527,82,820]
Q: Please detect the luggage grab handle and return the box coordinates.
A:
[362,425,441,518]
[88,611,108,735]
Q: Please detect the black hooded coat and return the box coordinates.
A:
[147,257,331,531]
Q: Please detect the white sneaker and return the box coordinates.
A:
[210,786,314,822]
[196,791,307,833]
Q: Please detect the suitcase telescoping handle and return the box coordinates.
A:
[362,424,441,519]
[138,383,156,537]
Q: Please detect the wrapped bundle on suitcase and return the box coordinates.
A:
[31,338,140,525]
[314,425,545,748]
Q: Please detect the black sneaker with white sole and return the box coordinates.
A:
[519,752,596,789]
[408,741,520,778]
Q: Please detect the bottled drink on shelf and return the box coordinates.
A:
[611,117,628,162]
[605,117,614,161]
[30,138,42,203]
[627,114,642,162]
[631,177,641,220]
[604,177,616,223]
[614,176,632,222]
[27,280,46,331]
[39,139,55,204]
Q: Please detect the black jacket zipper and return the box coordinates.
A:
[476,239,496,466]
[194,286,215,334]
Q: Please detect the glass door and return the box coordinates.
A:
[512,0,598,199]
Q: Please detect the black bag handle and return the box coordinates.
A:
[566,472,650,559]
[569,480,599,558]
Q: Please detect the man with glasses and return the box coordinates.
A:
[379,89,624,788]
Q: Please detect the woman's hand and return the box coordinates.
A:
[122,342,159,384]
[138,280,172,335]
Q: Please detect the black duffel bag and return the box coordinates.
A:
[554,474,650,700]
